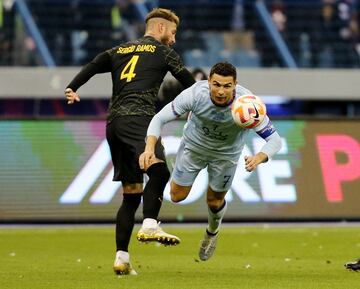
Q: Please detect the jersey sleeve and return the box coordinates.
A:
[147,102,177,138]
[164,47,195,88]
[165,48,186,75]
[172,69,196,89]
[147,83,196,138]
[66,51,112,91]
[171,84,196,116]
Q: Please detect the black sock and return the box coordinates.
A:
[116,193,142,252]
[206,229,218,236]
[142,162,170,219]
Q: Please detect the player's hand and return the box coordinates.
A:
[244,155,257,172]
[244,152,268,172]
[139,151,156,171]
[65,88,80,104]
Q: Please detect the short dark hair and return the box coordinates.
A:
[146,8,180,26]
[209,62,237,80]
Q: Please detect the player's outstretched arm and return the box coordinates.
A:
[140,100,183,170]
[65,51,111,105]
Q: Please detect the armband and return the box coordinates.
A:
[256,120,276,139]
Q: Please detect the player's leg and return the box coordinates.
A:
[128,118,179,245]
[139,137,173,244]
[114,184,142,275]
[107,117,142,275]
[206,187,227,235]
[169,181,192,203]
[169,141,204,203]
[198,187,227,261]
[138,180,193,245]
[198,159,236,261]
[142,161,169,221]
[137,158,180,246]
[138,141,203,245]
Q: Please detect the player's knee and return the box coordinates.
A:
[123,183,143,193]
[170,190,186,203]
[170,181,191,203]
[146,162,170,181]
[207,198,224,211]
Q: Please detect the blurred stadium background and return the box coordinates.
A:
[0,0,359,222]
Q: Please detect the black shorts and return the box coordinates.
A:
[106,116,166,184]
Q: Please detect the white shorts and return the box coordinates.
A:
[171,141,238,192]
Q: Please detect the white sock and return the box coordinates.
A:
[142,218,158,229]
[116,250,129,262]
[207,200,227,234]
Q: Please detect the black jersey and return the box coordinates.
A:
[67,36,195,122]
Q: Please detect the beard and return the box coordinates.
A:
[160,35,171,46]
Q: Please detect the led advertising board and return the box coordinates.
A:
[0,120,359,222]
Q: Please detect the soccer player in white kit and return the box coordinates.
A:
[139,62,282,261]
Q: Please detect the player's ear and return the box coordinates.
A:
[232,76,237,86]
[158,22,164,33]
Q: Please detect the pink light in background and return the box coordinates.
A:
[317,135,360,202]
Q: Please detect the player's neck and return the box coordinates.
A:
[144,32,161,42]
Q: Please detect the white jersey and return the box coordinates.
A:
[148,80,279,161]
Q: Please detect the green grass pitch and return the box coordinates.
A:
[1,225,360,289]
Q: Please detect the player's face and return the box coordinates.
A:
[208,73,236,106]
[160,21,177,46]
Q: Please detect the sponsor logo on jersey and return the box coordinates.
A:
[210,110,226,121]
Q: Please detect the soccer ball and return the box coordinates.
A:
[231,94,266,129]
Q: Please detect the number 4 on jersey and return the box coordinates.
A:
[120,55,139,82]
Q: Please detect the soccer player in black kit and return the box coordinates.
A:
[65,8,195,275]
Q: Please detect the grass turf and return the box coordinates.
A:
[1,225,360,289]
